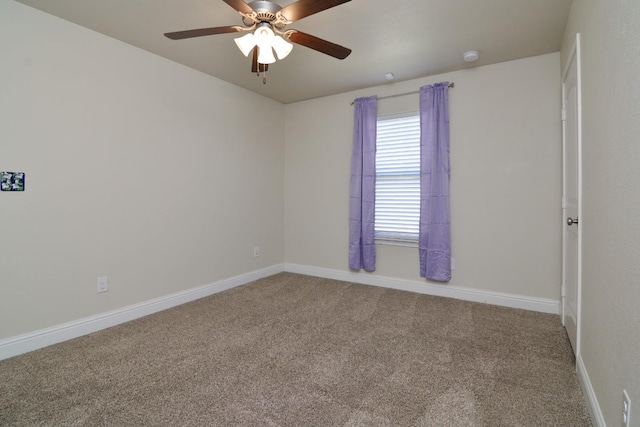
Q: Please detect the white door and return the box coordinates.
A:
[562,34,582,356]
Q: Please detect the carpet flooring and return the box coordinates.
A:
[0,273,591,426]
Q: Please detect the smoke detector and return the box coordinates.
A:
[463,50,479,62]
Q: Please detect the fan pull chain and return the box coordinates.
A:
[263,67,267,84]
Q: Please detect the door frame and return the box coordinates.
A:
[561,33,583,356]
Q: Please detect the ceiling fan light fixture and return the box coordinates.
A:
[272,35,293,60]
[234,33,256,57]
[165,0,354,80]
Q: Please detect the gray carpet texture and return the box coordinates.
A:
[1,273,591,426]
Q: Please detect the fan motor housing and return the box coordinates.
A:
[243,1,282,25]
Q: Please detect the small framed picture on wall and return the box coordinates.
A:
[1,171,25,191]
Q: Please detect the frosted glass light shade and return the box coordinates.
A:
[254,26,275,46]
[254,26,276,64]
[234,33,256,57]
[257,46,276,64]
[272,36,293,60]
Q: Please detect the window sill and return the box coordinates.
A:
[375,238,419,248]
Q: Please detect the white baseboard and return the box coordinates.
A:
[0,264,285,361]
[577,353,605,427]
[284,263,560,314]
[0,263,560,361]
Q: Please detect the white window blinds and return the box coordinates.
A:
[375,113,420,243]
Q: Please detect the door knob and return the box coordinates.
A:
[567,217,579,226]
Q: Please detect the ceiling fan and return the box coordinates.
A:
[164,0,352,81]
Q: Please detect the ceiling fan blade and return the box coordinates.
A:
[288,31,351,59]
[251,48,269,73]
[164,26,242,40]
[222,0,254,15]
[280,0,351,22]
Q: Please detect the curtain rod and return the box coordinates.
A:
[350,82,454,105]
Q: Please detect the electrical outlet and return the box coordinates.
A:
[623,390,631,427]
[253,247,260,257]
[97,276,108,294]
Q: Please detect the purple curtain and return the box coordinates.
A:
[349,96,377,271]
[419,83,451,281]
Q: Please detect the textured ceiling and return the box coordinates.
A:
[15,0,572,104]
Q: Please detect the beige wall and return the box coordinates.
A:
[285,53,562,300]
[561,1,640,425]
[0,2,285,339]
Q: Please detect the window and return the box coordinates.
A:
[375,113,420,244]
